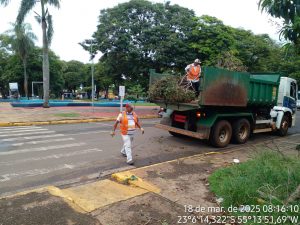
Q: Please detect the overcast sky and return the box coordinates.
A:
[0,0,282,63]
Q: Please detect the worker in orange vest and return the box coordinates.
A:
[185,59,202,97]
[111,103,144,165]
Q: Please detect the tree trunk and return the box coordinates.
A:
[41,1,50,108]
[23,59,28,99]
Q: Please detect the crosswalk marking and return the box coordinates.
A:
[0,162,88,182]
[0,126,41,130]
[0,128,48,134]
[0,130,55,138]
[11,138,75,146]
[0,142,86,156]
[95,123,112,126]
[1,134,65,142]
[69,130,110,136]
[0,148,103,166]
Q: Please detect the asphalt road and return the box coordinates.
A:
[0,112,299,196]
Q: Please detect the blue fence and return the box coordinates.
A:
[9,100,133,108]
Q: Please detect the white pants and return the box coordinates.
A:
[121,134,134,162]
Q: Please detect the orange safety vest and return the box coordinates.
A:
[120,111,138,135]
[187,65,201,81]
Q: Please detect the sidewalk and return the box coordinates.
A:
[0,102,159,126]
[0,135,299,225]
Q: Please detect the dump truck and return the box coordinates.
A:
[151,67,298,147]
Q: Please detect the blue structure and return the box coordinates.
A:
[9,100,132,108]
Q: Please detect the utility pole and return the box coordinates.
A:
[90,41,95,112]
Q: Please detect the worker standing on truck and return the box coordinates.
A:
[185,59,202,97]
[111,103,145,165]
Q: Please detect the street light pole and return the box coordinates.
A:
[90,41,95,112]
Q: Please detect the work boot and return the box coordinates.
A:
[127,159,134,165]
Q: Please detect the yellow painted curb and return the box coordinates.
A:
[47,186,86,213]
[112,172,160,194]
[0,115,158,127]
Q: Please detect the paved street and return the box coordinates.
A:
[0,112,299,197]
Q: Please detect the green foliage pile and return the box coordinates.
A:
[209,151,300,224]
[149,76,195,103]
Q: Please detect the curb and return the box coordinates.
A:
[0,115,158,127]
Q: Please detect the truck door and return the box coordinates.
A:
[283,80,297,113]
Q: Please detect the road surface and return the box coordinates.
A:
[0,112,299,196]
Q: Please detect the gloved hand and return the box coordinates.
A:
[110,131,115,137]
[141,128,145,135]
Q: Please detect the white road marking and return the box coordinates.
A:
[68,130,110,136]
[0,126,41,130]
[0,131,55,137]
[0,128,48,134]
[0,142,86,156]
[0,134,65,142]
[0,162,88,182]
[0,148,103,166]
[11,138,74,146]
[94,123,113,126]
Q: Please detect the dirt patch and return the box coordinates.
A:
[94,193,204,225]
[146,160,212,180]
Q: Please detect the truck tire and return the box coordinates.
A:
[277,115,289,136]
[210,120,232,148]
[232,118,250,144]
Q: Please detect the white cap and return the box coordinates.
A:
[194,59,201,64]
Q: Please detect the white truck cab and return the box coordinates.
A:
[271,77,297,131]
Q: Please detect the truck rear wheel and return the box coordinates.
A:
[232,118,250,144]
[277,115,289,136]
[210,120,232,148]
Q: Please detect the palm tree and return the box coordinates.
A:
[6,23,37,98]
[0,0,60,107]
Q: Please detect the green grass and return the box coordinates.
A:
[54,113,80,118]
[209,151,300,224]
[132,102,158,106]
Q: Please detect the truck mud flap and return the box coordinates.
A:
[155,124,209,139]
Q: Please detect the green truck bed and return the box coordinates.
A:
[150,67,281,109]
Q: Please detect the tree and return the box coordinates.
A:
[16,0,60,107]
[62,60,86,91]
[82,0,197,89]
[94,61,114,98]
[232,29,282,72]
[127,84,145,100]
[0,46,65,98]
[191,15,236,66]
[259,0,300,51]
[6,23,37,98]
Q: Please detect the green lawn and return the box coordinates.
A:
[132,102,158,106]
[54,113,80,118]
[209,151,300,225]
